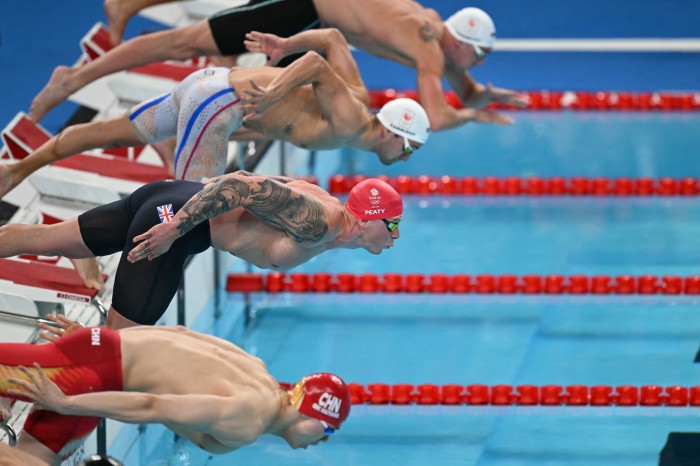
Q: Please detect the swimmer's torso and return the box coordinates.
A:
[228,68,352,150]
[313,0,444,67]
[119,326,283,452]
[207,180,344,271]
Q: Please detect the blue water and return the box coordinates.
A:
[274,196,700,277]
[104,109,700,465]
[0,1,697,464]
[322,113,700,180]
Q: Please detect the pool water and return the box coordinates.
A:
[114,112,699,465]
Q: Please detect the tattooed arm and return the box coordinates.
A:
[127,172,329,262]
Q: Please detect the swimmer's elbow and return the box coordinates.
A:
[300,51,327,76]
[321,28,347,48]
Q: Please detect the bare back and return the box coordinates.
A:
[120,326,282,450]
[229,68,362,150]
[313,0,444,67]
[207,180,346,270]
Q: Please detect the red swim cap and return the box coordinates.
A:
[345,178,403,221]
[290,373,351,429]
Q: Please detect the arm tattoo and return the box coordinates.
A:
[245,179,328,243]
[176,174,328,243]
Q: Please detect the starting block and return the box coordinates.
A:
[108,61,203,104]
[0,257,101,307]
[80,22,114,62]
[1,112,171,204]
[0,290,43,343]
[182,0,248,19]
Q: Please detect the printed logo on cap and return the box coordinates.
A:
[398,109,415,132]
[312,392,343,419]
[365,185,385,216]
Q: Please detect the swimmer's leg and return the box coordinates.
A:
[0,219,94,259]
[29,20,220,122]
[0,115,142,198]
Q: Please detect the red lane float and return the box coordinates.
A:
[328,175,700,196]
[323,383,700,406]
[368,89,700,112]
[226,273,700,295]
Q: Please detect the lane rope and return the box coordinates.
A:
[369,89,700,111]
[278,382,700,407]
[328,175,700,196]
[227,272,700,295]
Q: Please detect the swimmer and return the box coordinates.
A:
[3,28,432,199]
[2,316,351,466]
[0,172,403,329]
[30,0,525,130]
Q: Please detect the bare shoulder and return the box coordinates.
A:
[289,179,331,195]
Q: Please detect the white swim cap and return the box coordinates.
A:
[444,7,496,49]
[376,98,430,144]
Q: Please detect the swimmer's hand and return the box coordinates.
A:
[7,364,68,414]
[244,31,286,66]
[465,82,529,110]
[128,221,179,263]
[38,314,86,343]
[241,80,280,122]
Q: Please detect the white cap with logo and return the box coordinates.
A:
[444,7,496,49]
[376,98,430,144]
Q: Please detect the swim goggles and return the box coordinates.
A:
[320,420,335,436]
[382,219,399,233]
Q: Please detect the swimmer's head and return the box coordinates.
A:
[290,373,351,430]
[444,7,496,50]
[345,178,403,221]
[378,98,430,145]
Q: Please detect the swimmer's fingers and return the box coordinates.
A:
[243,31,264,53]
[128,228,175,262]
[8,364,66,412]
[37,323,62,342]
[487,83,529,107]
[243,31,284,66]
[38,315,85,341]
[127,240,160,263]
[128,229,157,262]
[6,365,42,398]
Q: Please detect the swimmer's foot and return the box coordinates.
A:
[71,258,105,291]
[28,66,75,122]
[104,0,130,46]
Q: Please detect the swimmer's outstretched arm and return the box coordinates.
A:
[8,364,261,446]
[245,28,366,95]
[127,171,329,262]
[444,66,528,111]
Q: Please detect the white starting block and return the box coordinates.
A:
[108,61,202,104]
[0,258,102,307]
[1,113,171,204]
[0,291,43,343]
[182,0,248,19]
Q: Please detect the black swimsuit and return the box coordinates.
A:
[208,0,320,55]
[78,180,211,324]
